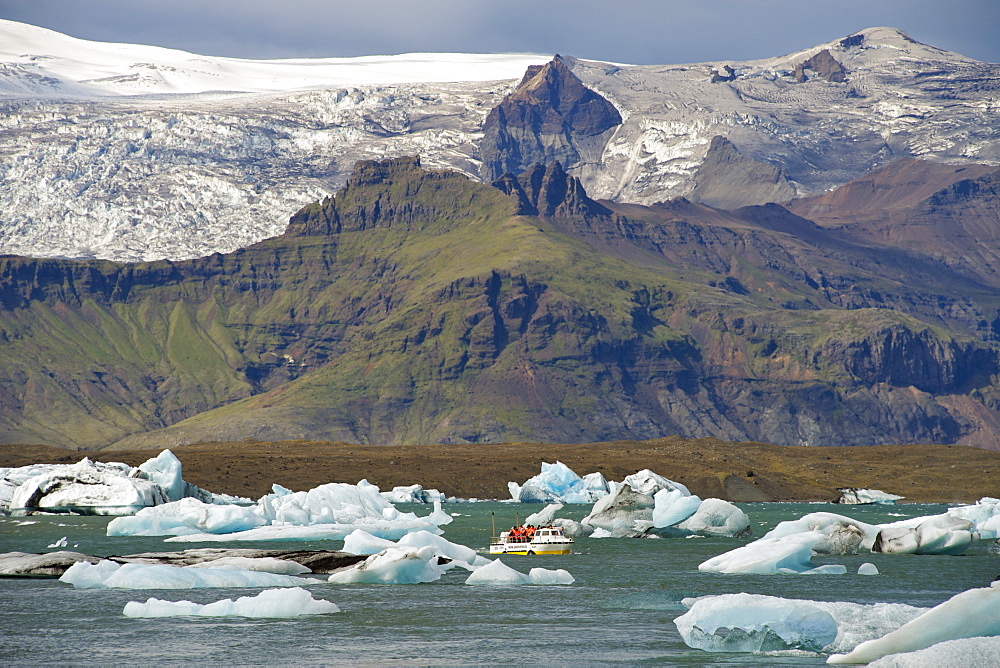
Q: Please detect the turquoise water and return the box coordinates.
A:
[1,502,996,665]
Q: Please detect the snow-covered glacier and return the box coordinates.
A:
[1,21,997,261]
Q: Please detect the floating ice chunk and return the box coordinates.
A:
[60,560,306,589]
[868,636,1000,667]
[525,503,564,526]
[837,488,903,505]
[123,587,339,618]
[107,497,268,537]
[652,488,702,528]
[527,567,575,585]
[676,593,923,655]
[396,530,484,567]
[873,515,976,555]
[763,512,881,552]
[256,482,397,526]
[185,557,310,575]
[589,528,613,538]
[164,518,441,542]
[342,529,398,555]
[8,458,168,516]
[380,484,445,504]
[47,536,69,548]
[582,485,654,536]
[464,558,574,585]
[551,518,590,537]
[699,530,846,574]
[829,583,1000,664]
[137,450,186,502]
[677,498,750,537]
[858,563,879,575]
[622,469,690,496]
[328,546,442,584]
[676,592,838,652]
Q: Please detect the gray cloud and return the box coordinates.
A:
[1,0,997,64]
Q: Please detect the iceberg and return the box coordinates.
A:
[867,636,1000,667]
[342,529,487,569]
[379,483,445,504]
[0,450,244,516]
[651,488,702,528]
[107,497,268,536]
[622,469,690,496]
[185,557,310,575]
[328,546,443,584]
[872,515,976,555]
[675,593,923,655]
[464,558,574,585]
[342,529,399,555]
[837,488,903,505]
[828,583,1000,664]
[109,481,450,540]
[508,461,608,504]
[524,503,564,526]
[123,587,339,618]
[699,530,848,574]
[60,560,308,589]
[676,498,751,538]
[581,485,654,537]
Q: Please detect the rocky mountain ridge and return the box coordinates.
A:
[3,156,1000,450]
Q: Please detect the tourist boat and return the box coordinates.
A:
[489,524,574,555]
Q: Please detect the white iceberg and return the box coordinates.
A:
[60,560,307,589]
[873,515,976,555]
[342,529,399,555]
[829,583,1000,664]
[123,587,339,618]
[110,481,450,540]
[380,484,445,504]
[868,636,1000,667]
[622,469,690,496]
[699,530,848,574]
[463,558,574,585]
[675,593,923,655]
[524,503,564,526]
[858,563,879,576]
[185,557,310,575]
[328,546,443,584]
[651,488,702,528]
[676,498,751,538]
[107,497,268,536]
[1,450,243,516]
[837,488,903,505]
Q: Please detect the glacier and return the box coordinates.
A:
[1,22,996,262]
[123,587,339,618]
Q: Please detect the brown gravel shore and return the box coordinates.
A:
[2,436,998,503]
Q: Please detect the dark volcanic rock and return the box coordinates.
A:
[687,136,797,209]
[480,57,622,182]
[492,162,611,218]
[794,49,848,83]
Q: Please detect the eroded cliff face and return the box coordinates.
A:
[479,58,622,183]
[3,157,1000,450]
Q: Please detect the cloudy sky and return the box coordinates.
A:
[1,0,997,65]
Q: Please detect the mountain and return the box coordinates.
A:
[3,155,1000,451]
[1,22,997,261]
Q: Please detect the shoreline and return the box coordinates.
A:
[3,436,998,504]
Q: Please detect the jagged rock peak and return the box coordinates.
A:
[479,57,622,182]
[793,49,847,83]
[687,136,797,209]
[493,162,611,218]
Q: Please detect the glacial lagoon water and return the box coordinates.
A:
[2,502,997,665]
